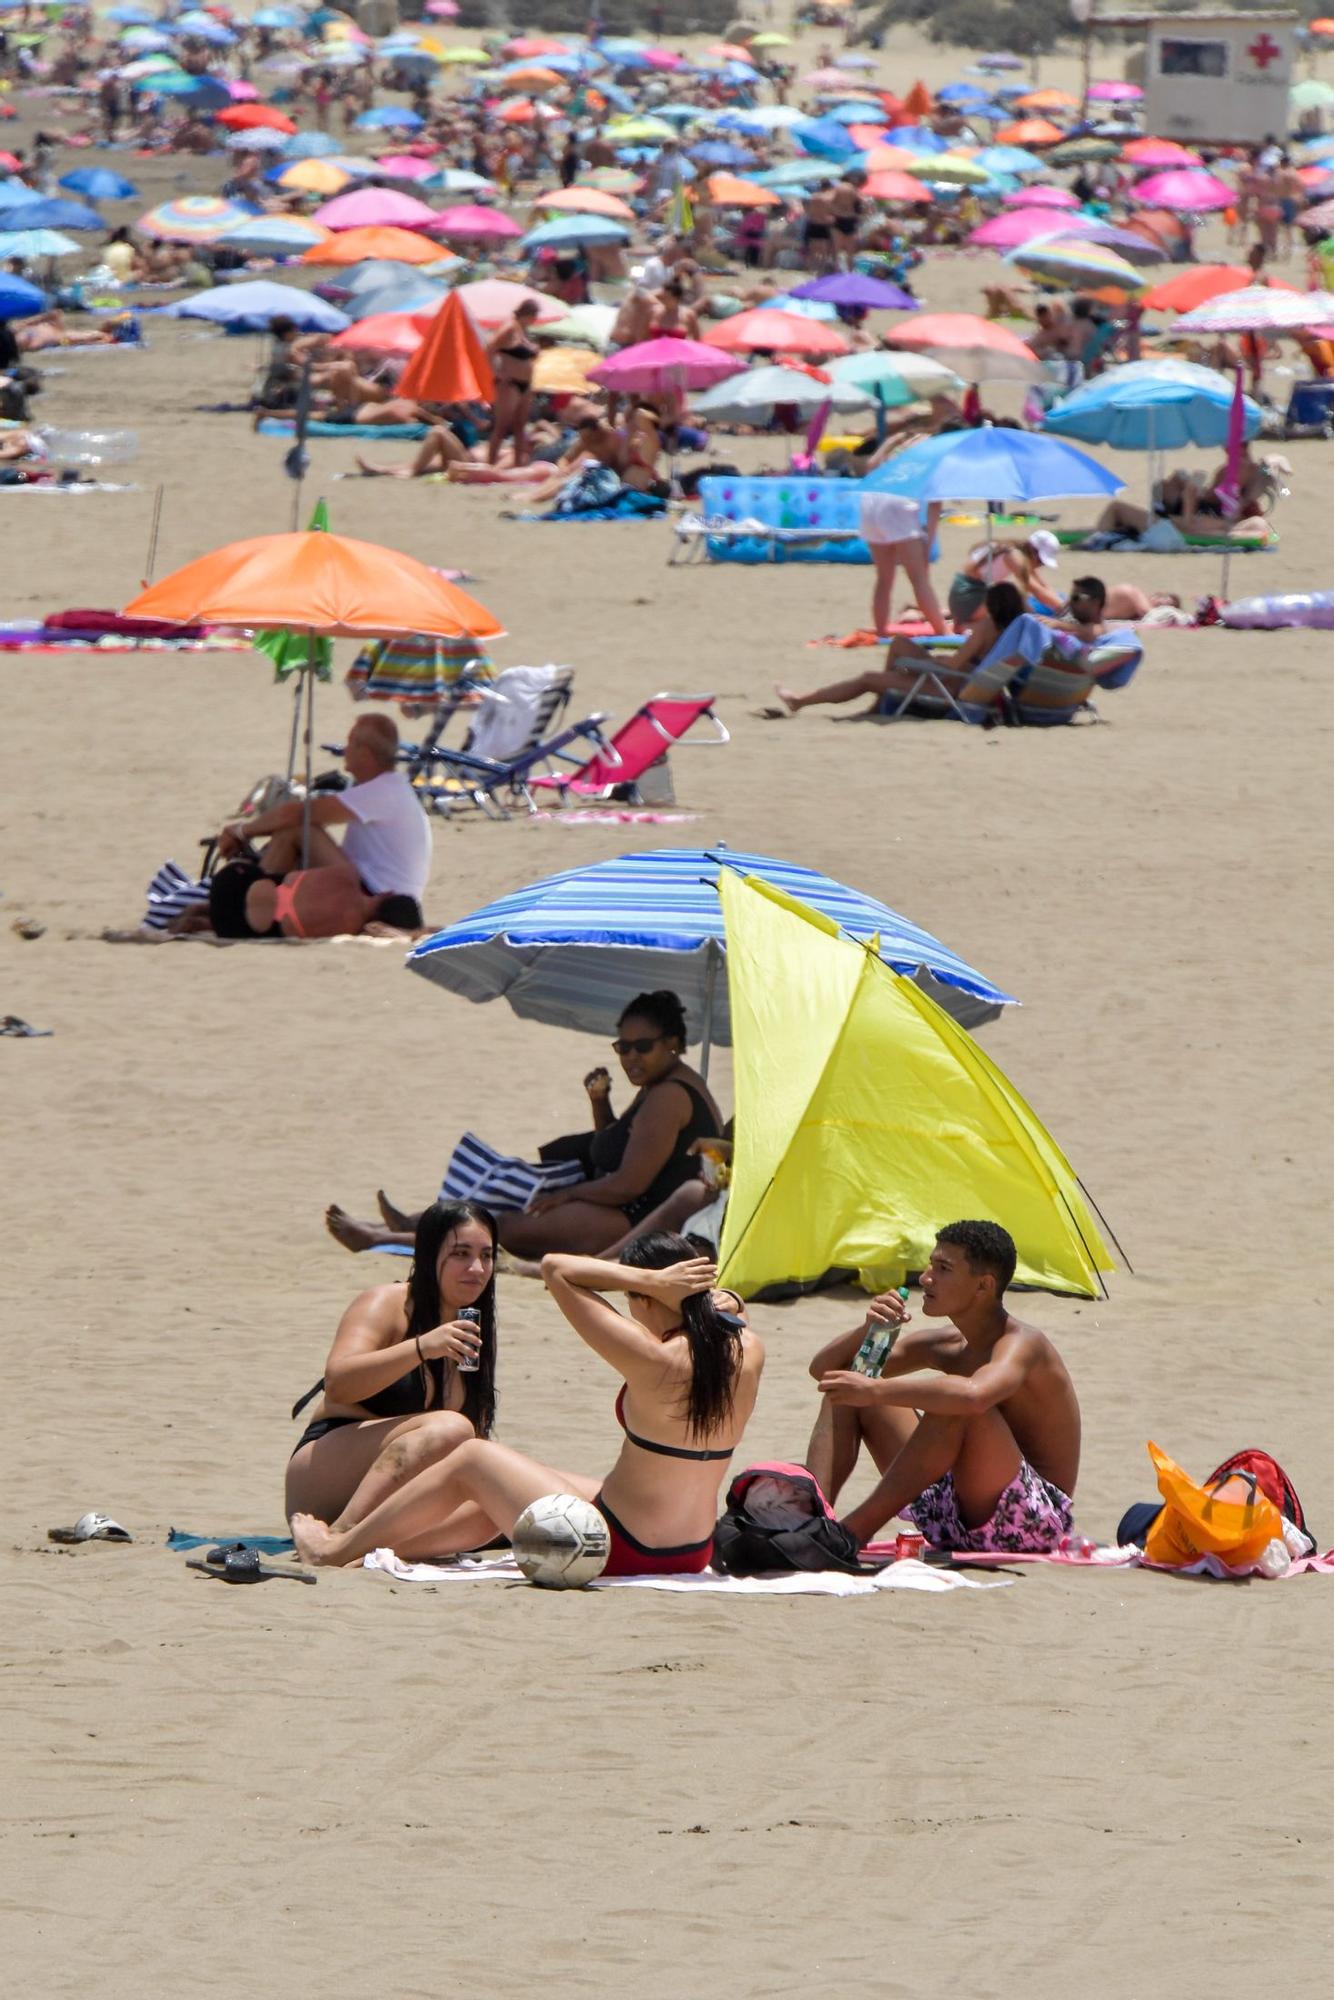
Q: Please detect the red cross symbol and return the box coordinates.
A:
[1248,32,1281,68]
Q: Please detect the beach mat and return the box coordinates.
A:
[1056,527,1272,554]
[168,1529,296,1555]
[363,1549,1012,1594]
[257,419,429,440]
[807,619,942,648]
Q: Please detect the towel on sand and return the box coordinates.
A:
[363,1549,1013,1594]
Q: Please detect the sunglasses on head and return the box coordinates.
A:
[612,1034,665,1056]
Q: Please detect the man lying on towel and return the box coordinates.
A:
[806,1221,1079,1553]
[175,864,422,941]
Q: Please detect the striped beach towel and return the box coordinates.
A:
[439,1132,585,1214]
[346,635,493,708]
[143,859,209,932]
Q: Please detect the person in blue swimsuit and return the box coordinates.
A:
[285,1201,499,1537]
[290,1233,764,1574]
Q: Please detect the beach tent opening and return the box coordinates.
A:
[716,872,1113,1300]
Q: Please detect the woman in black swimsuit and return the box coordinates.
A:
[285,1201,498,1535]
[291,1232,764,1572]
[496,989,724,1260]
[486,297,542,467]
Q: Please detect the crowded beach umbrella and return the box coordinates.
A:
[1298,197,1334,234]
[1001,185,1077,210]
[313,188,438,231]
[272,160,354,196]
[226,129,291,154]
[0,178,42,207]
[863,428,1123,526]
[702,309,851,359]
[1044,361,1262,451]
[406,846,1015,1052]
[1140,265,1295,314]
[970,206,1103,250]
[1013,87,1077,113]
[0,196,101,233]
[329,311,422,359]
[789,273,918,313]
[454,278,566,330]
[730,104,806,131]
[139,196,258,244]
[704,173,780,208]
[1131,169,1233,211]
[590,336,745,395]
[1088,80,1142,103]
[904,152,991,186]
[373,157,437,184]
[536,187,634,220]
[59,167,139,202]
[0,229,82,258]
[863,169,936,204]
[1170,287,1334,336]
[216,104,297,135]
[300,226,447,267]
[1120,137,1199,168]
[422,168,498,196]
[1049,137,1118,166]
[432,204,523,242]
[691,362,879,424]
[284,132,345,160]
[974,144,1046,176]
[994,118,1064,148]
[159,280,350,333]
[520,214,630,252]
[0,272,45,317]
[827,349,964,401]
[1008,238,1148,291]
[884,312,1042,383]
[217,215,332,257]
[126,533,504,864]
[355,107,424,131]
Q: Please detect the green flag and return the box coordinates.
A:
[255,499,333,683]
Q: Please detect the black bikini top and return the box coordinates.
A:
[615,1384,734,1462]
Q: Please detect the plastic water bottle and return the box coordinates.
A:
[850,1287,911,1377]
[1058,1532,1098,1562]
[40,428,139,468]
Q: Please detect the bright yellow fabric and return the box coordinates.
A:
[1142,1442,1281,1568]
[716,871,1112,1298]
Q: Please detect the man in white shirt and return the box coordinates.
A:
[214,711,433,919]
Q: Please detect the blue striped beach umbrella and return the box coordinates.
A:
[408,848,1015,1053]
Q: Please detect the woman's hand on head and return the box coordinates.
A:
[416,1319,483,1366]
[644,1257,718,1307]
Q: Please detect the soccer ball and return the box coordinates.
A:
[511,1493,611,1589]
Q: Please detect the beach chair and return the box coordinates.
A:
[876,626,1143,726]
[527,693,729,809]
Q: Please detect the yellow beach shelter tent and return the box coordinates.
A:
[716,871,1113,1300]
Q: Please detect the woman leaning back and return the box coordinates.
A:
[291,1233,764,1574]
[285,1201,499,1538]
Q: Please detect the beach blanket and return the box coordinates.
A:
[363,1549,1013,1595]
[807,620,941,648]
[168,1529,295,1555]
[1058,525,1273,554]
[0,480,138,495]
[518,464,666,524]
[947,1545,1334,1579]
[257,418,429,441]
[439,1131,585,1213]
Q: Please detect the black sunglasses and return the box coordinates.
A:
[612,1034,665,1056]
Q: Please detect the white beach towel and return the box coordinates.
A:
[362,1549,1012,1595]
[465,665,567,762]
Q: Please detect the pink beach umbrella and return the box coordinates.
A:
[314,188,438,231]
[701,308,851,358]
[1131,169,1233,212]
[1000,186,1078,209]
[453,278,565,328]
[375,155,437,181]
[1087,81,1143,103]
[431,204,523,241]
[1169,286,1334,336]
[591,336,745,395]
[1122,138,1201,170]
[425,0,459,14]
[971,207,1103,249]
[228,80,259,102]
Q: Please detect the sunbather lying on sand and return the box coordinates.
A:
[291,1239,762,1574]
[286,1201,498,1537]
[16,311,119,352]
[170,860,421,941]
[807,1220,1080,1552]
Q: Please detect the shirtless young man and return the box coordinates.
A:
[806,1221,1080,1552]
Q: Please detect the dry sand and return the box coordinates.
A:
[3,28,1334,1997]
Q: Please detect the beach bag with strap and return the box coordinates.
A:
[713,1461,866,1576]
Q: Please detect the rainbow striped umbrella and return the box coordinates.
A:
[139,195,258,243]
[1008,236,1147,290]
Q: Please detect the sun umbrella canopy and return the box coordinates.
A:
[218,215,332,256]
[329,310,422,358]
[521,214,630,250]
[314,188,439,231]
[1131,169,1233,211]
[124,531,505,643]
[591,336,744,393]
[1043,364,1262,450]
[971,207,1103,249]
[1001,185,1078,209]
[692,362,878,422]
[1121,137,1200,169]
[300,226,447,266]
[788,272,918,312]
[432,204,523,239]
[0,196,100,232]
[1170,287,1334,335]
[884,313,1041,383]
[159,280,350,332]
[537,187,635,219]
[454,278,566,328]
[0,228,81,258]
[0,272,45,319]
[864,425,1123,503]
[827,349,963,398]
[59,168,139,202]
[406,846,1015,1037]
[702,309,850,358]
[1009,237,1147,290]
[1141,265,1294,313]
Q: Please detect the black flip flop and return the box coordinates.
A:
[187,1550,316,1585]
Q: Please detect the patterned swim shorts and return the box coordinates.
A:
[904,1460,1074,1554]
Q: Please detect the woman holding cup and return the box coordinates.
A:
[285,1201,499,1538]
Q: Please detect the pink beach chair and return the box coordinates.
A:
[527,693,729,808]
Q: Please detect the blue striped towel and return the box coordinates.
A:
[439,1132,585,1215]
[144,859,209,932]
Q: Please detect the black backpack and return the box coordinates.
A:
[713,1462,879,1577]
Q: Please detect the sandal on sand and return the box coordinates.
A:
[187,1549,316,1585]
[48,1511,133,1544]
[2,1016,53,1037]
[749,705,791,721]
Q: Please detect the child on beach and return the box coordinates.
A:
[806,1221,1080,1553]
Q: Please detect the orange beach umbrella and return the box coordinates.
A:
[398,291,494,404]
[301,226,447,267]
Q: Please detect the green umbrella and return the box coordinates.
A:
[255,498,332,684]
[1049,137,1119,165]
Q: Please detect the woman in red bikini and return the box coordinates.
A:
[291,1233,764,1575]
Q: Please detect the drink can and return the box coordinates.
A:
[895,1532,926,1561]
[456,1305,481,1372]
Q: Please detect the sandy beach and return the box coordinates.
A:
[4,24,1334,1995]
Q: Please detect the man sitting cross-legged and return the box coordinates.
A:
[807,1220,1080,1553]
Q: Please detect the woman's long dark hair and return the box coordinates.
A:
[405,1201,497,1439]
[620,1229,743,1442]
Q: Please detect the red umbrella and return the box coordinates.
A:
[885,312,1041,382]
[215,105,296,134]
[702,309,851,358]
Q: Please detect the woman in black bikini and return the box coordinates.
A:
[291,1233,764,1574]
[285,1201,498,1537]
[486,297,542,467]
[497,989,723,1260]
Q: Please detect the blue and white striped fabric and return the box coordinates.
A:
[408,847,1015,1040]
[143,859,209,933]
[439,1133,585,1215]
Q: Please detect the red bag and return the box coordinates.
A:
[1206,1449,1309,1537]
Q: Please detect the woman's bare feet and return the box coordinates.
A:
[290,1512,346,1566]
[772,684,802,714]
[353,454,408,479]
[325,1203,389,1252]
[376,1190,417,1232]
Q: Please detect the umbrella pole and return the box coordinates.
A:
[700,941,720,1081]
[300,640,315,870]
[286,671,302,785]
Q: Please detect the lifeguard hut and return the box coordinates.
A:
[1133,11,1298,148]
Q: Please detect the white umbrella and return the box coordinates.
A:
[1170,287,1334,336]
[692,363,876,423]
